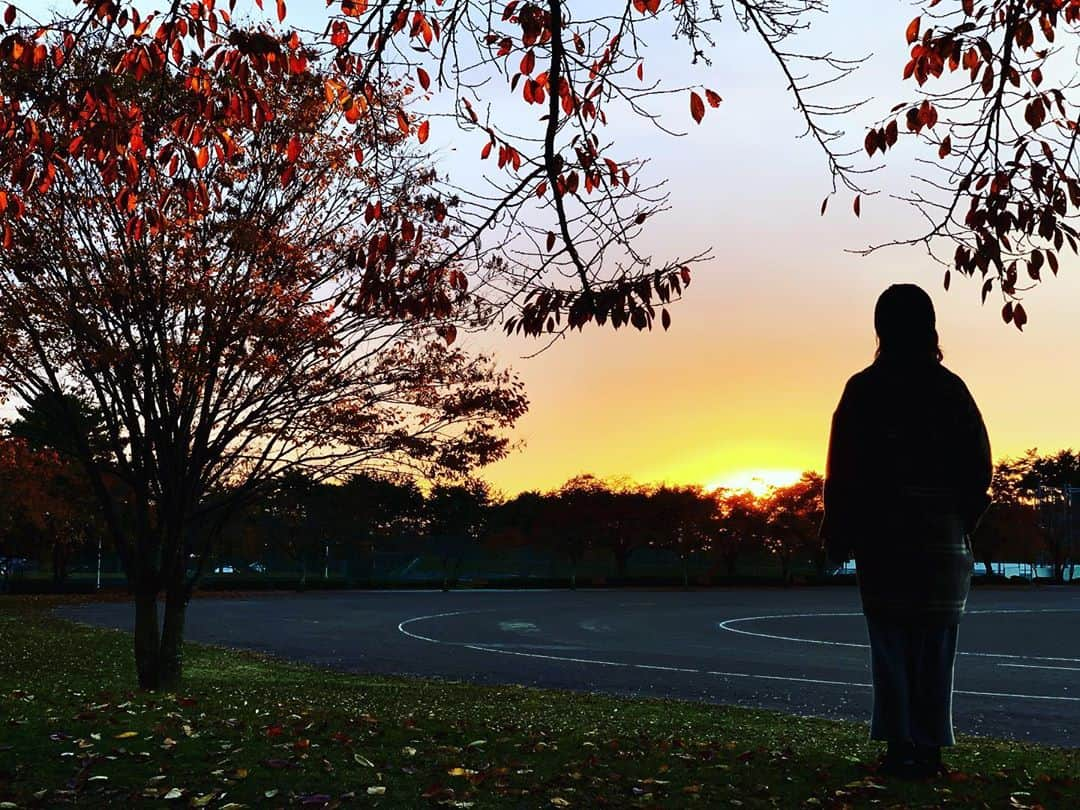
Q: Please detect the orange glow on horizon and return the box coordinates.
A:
[706,469,804,498]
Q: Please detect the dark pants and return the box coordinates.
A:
[865,617,959,747]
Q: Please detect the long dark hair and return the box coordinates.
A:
[873,283,943,364]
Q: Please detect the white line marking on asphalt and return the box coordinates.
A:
[397,610,491,643]
[954,689,1080,702]
[463,645,631,667]
[706,671,872,688]
[718,610,1080,663]
[999,663,1080,672]
[397,608,1080,701]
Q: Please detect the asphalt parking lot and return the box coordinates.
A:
[62,586,1080,747]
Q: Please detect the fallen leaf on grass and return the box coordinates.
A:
[843,778,886,790]
[353,753,374,767]
[114,731,139,739]
[367,786,386,795]
[163,788,184,800]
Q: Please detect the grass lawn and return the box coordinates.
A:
[1,597,1077,808]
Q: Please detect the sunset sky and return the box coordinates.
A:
[20,1,1080,497]
[457,1,1080,497]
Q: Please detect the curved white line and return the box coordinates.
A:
[718,609,1080,663]
[396,608,1080,702]
[398,609,493,643]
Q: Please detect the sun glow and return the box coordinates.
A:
[706,468,804,498]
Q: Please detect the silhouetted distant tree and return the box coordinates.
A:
[427,480,492,591]
[566,476,650,582]
[259,471,322,590]
[648,484,714,588]
[984,453,1075,578]
[763,472,825,584]
[6,393,108,583]
[710,489,769,579]
[551,478,609,589]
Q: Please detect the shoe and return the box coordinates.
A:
[911,746,947,780]
[876,741,918,779]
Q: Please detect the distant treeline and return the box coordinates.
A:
[1,394,1078,589]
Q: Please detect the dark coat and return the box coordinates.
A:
[820,357,992,625]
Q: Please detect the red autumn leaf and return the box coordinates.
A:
[276,0,286,23]
[397,110,409,134]
[546,231,556,251]
[689,91,705,124]
[865,130,878,157]
[520,50,535,75]
[417,67,431,90]
[939,135,951,159]
[853,195,861,217]
[1013,303,1027,330]
[661,308,671,330]
[196,146,209,170]
[417,120,430,144]
[906,16,920,44]
[885,119,898,146]
[287,135,301,163]
[820,196,828,216]
[705,89,722,108]
[636,63,644,81]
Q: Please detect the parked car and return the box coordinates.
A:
[0,557,33,576]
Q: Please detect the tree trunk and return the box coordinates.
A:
[569,557,577,590]
[52,541,68,585]
[133,588,162,690]
[158,584,188,690]
[681,555,689,589]
[725,552,737,577]
[981,555,993,577]
[614,548,628,581]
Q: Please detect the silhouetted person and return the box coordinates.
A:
[821,284,991,779]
